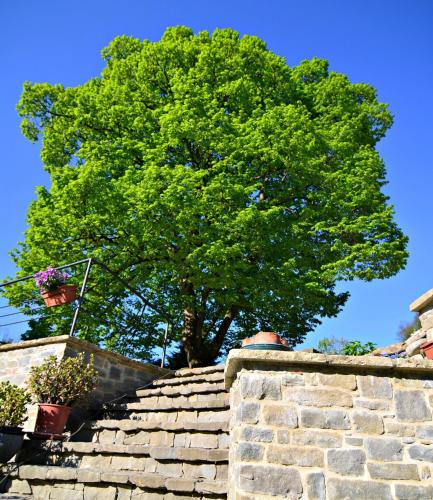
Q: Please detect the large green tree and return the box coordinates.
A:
[5,27,407,367]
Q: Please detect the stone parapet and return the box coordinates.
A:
[225,349,433,499]
[0,335,171,431]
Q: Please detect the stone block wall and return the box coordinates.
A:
[0,335,170,430]
[225,350,433,499]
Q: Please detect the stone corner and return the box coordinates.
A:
[410,288,433,313]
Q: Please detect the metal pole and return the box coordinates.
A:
[69,258,93,336]
[161,322,170,368]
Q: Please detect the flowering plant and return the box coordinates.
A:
[34,266,69,292]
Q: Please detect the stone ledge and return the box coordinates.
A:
[410,288,433,313]
[0,334,171,377]
[0,334,71,352]
[224,349,433,389]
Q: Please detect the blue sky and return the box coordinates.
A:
[0,0,432,349]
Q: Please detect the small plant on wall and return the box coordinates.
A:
[0,381,31,462]
[27,353,99,436]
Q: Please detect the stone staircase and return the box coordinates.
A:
[1,365,229,499]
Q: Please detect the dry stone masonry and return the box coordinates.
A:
[225,349,433,499]
[1,365,229,499]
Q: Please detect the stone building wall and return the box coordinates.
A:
[0,335,170,431]
[225,350,433,499]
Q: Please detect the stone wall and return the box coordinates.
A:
[225,350,433,499]
[0,335,170,430]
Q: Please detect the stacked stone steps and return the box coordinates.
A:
[5,464,226,498]
[2,365,229,499]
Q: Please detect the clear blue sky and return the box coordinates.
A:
[0,0,432,348]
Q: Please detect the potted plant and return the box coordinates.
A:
[27,353,99,436]
[34,266,77,307]
[0,381,31,463]
[242,331,291,351]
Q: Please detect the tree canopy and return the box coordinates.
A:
[5,27,408,367]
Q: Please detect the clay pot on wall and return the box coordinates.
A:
[242,331,291,351]
[421,340,433,360]
[41,285,77,307]
[34,403,71,436]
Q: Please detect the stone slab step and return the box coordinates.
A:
[0,495,32,499]
[135,381,226,398]
[124,398,229,412]
[85,419,229,432]
[24,441,229,462]
[8,466,227,495]
[151,371,224,387]
[174,365,225,378]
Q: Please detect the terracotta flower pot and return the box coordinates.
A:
[242,336,254,346]
[254,331,282,344]
[421,340,433,360]
[241,331,292,351]
[35,403,71,435]
[41,284,77,307]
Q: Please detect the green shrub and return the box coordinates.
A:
[0,381,31,428]
[27,353,99,407]
[342,341,376,356]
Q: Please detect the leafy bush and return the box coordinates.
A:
[342,341,376,356]
[0,381,31,428]
[27,353,99,407]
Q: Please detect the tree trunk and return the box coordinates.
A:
[182,305,239,368]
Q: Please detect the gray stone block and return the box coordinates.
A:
[346,437,363,446]
[238,464,302,498]
[395,390,431,421]
[358,375,393,399]
[236,401,260,424]
[395,484,433,500]
[301,408,350,430]
[317,373,357,390]
[384,421,415,437]
[327,449,365,476]
[292,429,342,448]
[240,373,281,400]
[365,437,402,461]
[354,398,390,411]
[306,472,325,500]
[352,411,384,434]
[368,463,419,480]
[267,445,324,467]
[282,373,305,386]
[236,442,264,461]
[409,444,433,462]
[240,426,274,442]
[263,404,298,427]
[83,485,117,500]
[283,387,353,407]
[277,429,290,444]
[415,425,433,440]
[327,478,392,500]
